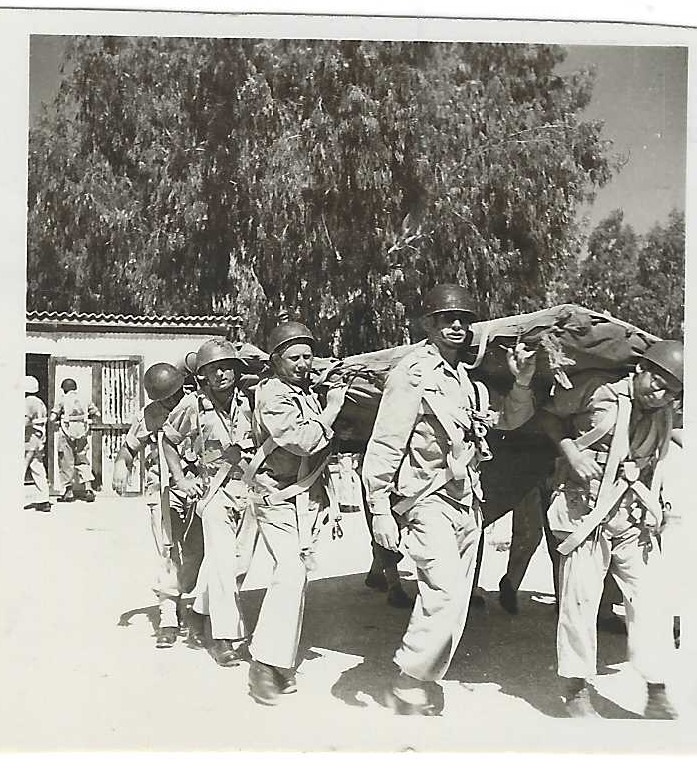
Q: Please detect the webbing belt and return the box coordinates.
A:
[156,430,174,548]
[241,434,330,507]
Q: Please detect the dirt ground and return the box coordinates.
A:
[2,448,696,755]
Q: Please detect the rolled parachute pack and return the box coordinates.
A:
[223,305,660,524]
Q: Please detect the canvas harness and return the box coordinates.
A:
[392,378,491,516]
[556,382,671,555]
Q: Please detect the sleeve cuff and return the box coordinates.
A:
[368,495,392,516]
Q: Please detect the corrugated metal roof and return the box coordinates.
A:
[27,310,241,326]
[26,310,243,335]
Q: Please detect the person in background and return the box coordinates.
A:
[49,378,100,503]
[112,362,203,649]
[24,375,51,513]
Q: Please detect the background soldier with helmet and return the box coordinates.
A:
[540,339,684,719]
[112,362,204,648]
[362,283,538,715]
[49,377,100,503]
[24,375,51,513]
[245,321,349,706]
[161,338,256,668]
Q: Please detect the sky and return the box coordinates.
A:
[28,38,687,238]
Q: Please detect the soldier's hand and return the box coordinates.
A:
[372,512,400,552]
[112,460,130,496]
[176,477,204,499]
[507,342,537,386]
[560,440,602,482]
[325,382,349,413]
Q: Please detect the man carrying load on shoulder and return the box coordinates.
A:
[245,321,349,706]
[112,362,204,649]
[161,338,256,668]
[362,283,538,716]
[540,340,684,719]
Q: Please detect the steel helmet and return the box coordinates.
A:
[641,339,684,387]
[422,284,477,319]
[25,375,39,394]
[267,321,315,355]
[61,378,77,392]
[143,362,186,401]
[192,338,243,375]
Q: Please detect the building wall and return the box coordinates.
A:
[26,329,223,371]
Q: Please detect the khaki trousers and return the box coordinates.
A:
[249,499,321,669]
[395,493,481,682]
[557,516,673,683]
[56,432,94,490]
[147,492,204,626]
[24,453,50,504]
[191,490,247,641]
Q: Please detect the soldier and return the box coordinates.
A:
[540,340,683,719]
[245,321,348,705]
[24,376,51,513]
[49,378,100,502]
[362,284,538,715]
[161,338,255,668]
[112,362,203,648]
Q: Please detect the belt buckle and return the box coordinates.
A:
[622,461,640,482]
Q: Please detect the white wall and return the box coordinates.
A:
[26,329,224,371]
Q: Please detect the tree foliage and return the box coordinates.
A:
[564,208,684,339]
[28,38,620,354]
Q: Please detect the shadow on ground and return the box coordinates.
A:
[118,572,635,718]
[244,572,634,719]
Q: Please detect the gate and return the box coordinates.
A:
[48,357,144,495]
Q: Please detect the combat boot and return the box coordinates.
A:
[249,660,281,706]
[187,610,207,649]
[209,638,241,667]
[498,575,519,614]
[385,671,440,716]
[386,585,414,609]
[364,570,388,591]
[155,626,178,649]
[57,487,75,503]
[644,683,678,720]
[83,489,96,503]
[271,665,298,694]
[562,678,600,718]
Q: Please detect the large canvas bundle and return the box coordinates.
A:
[315,303,657,446]
[233,305,657,522]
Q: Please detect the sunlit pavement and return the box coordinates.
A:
[2,464,696,753]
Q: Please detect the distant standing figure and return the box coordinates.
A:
[24,375,51,513]
[49,378,100,503]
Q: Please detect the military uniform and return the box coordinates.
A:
[362,341,536,683]
[24,394,50,507]
[50,392,100,495]
[544,371,675,685]
[122,401,204,629]
[248,375,334,670]
[162,388,255,642]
